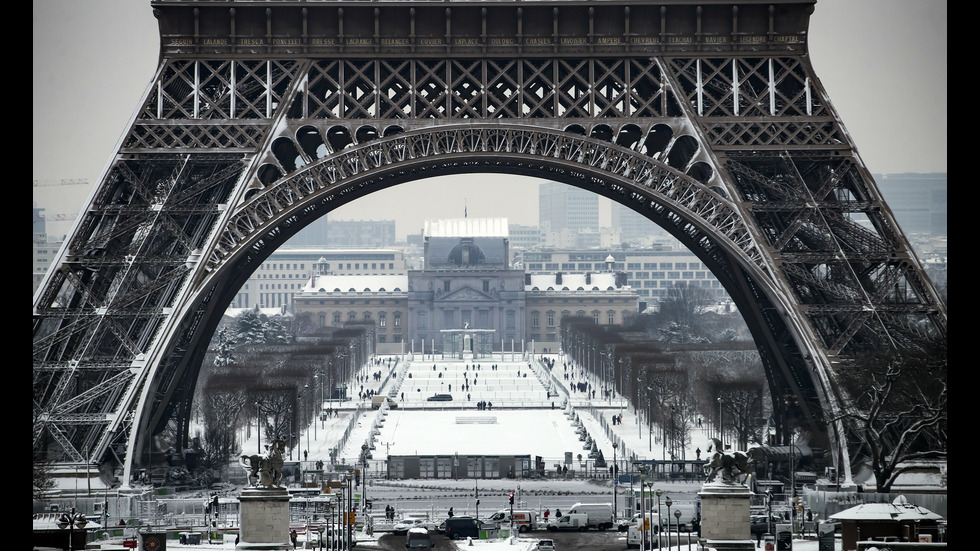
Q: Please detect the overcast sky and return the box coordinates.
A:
[33,0,946,239]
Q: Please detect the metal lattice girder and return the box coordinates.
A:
[33,1,945,489]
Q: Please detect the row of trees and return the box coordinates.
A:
[193,309,374,478]
[562,285,947,492]
[562,316,768,462]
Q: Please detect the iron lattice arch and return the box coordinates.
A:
[33,0,945,486]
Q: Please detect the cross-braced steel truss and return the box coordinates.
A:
[33,1,946,486]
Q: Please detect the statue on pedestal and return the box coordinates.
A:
[703,438,753,484]
[241,439,286,488]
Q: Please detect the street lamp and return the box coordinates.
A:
[255,401,262,454]
[717,397,724,450]
[655,489,664,547]
[638,476,646,551]
[361,444,370,514]
[674,509,682,546]
[612,441,619,521]
[57,507,88,551]
[344,471,354,551]
[664,497,673,548]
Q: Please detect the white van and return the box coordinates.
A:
[405,527,434,548]
[486,510,537,532]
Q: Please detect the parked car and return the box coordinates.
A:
[405,527,434,548]
[393,518,429,535]
[444,516,480,540]
[427,394,453,401]
[536,538,557,551]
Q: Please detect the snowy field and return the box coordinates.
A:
[241,354,719,473]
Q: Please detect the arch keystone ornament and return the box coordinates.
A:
[34,0,946,488]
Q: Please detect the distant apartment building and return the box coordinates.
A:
[286,217,397,248]
[508,223,543,251]
[234,248,406,310]
[523,248,727,304]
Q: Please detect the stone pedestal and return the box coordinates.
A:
[698,482,755,551]
[237,487,292,550]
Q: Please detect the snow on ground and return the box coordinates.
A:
[241,353,719,472]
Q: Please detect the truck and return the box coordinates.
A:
[659,501,699,531]
[547,502,614,531]
[486,510,537,532]
[371,395,398,409]
[626,513,661,548]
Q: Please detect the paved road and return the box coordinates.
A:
[370,528,703,551]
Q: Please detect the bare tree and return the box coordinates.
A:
[200,380,247,470]
[710,379,765,450]
[658,282,714,331]
[838,343,947,492]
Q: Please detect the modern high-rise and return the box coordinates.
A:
[874,173,947,237]
[538,181,599,233]
[611,201,672,247]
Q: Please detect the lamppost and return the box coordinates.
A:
[638,476,646,551]
[673,509,682,546]
[612,441,619,521]
[255,401,262,454]
[655,489,664,547]
[303,386,311,457]
[361,444,370,514]
[57,507,88,551]
[664,497,673,548]
[345,471,353,551]
[717,397,724,450]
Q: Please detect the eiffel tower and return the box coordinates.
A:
[34,0,946,486]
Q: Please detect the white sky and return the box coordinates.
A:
[34,0,947,239]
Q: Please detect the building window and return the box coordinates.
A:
[379,313,386,327]
[483,280,490,292]
[547,312,555,327]
[592,311,600,324]
[532,312,540,327]
[506,311,516,330]
[348,312,356,322]
[444,280,451,292]
[394,313,401,327]
[333,313,341,324]
[417,312,427,329]
[607,311,616,325]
